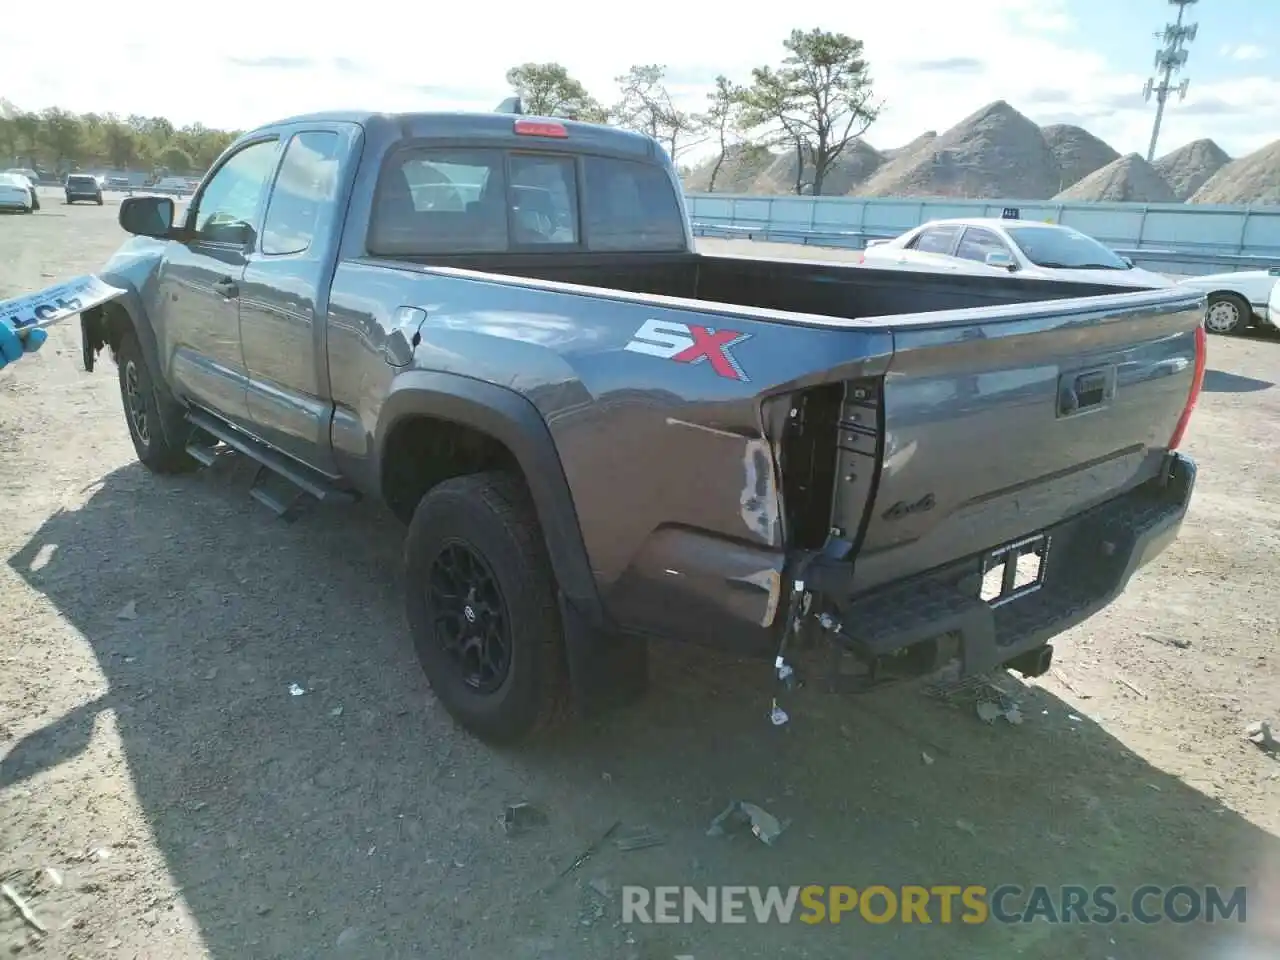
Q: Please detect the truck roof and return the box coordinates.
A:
[254,111,660,160]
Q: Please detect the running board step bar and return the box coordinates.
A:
[184,408,357,522]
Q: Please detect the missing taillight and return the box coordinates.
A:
[513,119,568,138]
[1168,322,1207,450]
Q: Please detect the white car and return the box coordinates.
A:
[0,172,35,213]
[859,218,1175,289]
[1175,268,1280,335]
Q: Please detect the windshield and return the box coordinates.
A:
[1005,225,1130,270]
[0,174,24,187]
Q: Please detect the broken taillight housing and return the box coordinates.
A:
[1168,321,1207,451]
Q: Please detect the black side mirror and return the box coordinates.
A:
[119,195,176,239]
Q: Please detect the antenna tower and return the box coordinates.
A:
[1142,0,1199,162]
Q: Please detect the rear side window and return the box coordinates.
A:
[261,131,342,256]
[370,148,510,254]
[955,227,1011,263]
[582,156,684,251]
[910,225,962,254]
[368,147,683,255]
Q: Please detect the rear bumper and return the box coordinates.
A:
[828,452,1196,680]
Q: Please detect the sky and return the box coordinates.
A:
[2,0,1277,161]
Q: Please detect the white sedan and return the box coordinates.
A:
[1175,268,1280,335]
[0,173,35,214]
[859,218,1175,289]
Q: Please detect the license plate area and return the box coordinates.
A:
[980,533,1051,608]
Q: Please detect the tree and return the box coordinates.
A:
[742,28,881,195]
[701,76,746,193]
[740,66,809,194]
[39,108,85,171]
[160,145,193,173]
[504,63,606,122]
[610,65,705,163]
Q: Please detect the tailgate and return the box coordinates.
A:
[848,287,1206,592]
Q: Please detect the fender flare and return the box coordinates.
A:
[374,370,603,625]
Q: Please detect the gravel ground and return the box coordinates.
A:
[2,194,1279,960]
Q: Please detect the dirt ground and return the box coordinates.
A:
[2,192,1279,960]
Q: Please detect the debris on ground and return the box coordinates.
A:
[921,751,935,766]
[1114,675,1148,699]
[976,700,1003,724]
[288,683,306,697]
[1141,631,1192,650]
[1,881,47,935]
[329,705,343,717]
[706,800,789,846]
[548,821,621,889]
[115,599,137,620]
[500,802,548,836]
[1245,720,1277,754]
[955,819,978,836]
[614,826,664,852]
[1051,667,1091,698]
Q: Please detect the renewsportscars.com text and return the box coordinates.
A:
[621,885,1247,925]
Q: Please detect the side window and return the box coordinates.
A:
[956,227,1012,263]
[368,148,508,254]
[508,154,578,245]
[582,156,685,251]
[910,226,961,254]
[191,139,279,245]
[261,132,342,256]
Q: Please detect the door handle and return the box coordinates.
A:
[212,277,239,298]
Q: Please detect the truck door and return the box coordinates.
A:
[154,137,280,426]
[240,125,356,474]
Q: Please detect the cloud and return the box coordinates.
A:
[911,57,985,73]
[1,0,1275,159]
[1220,44,1266,62]
[226,55,314,69]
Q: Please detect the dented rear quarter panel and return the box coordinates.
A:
[326,260,894,654]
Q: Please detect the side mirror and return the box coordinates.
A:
[119,195,176,239]
[1269,267,1280,277]
[985,251,1017,271]
[1121,256,1134,268]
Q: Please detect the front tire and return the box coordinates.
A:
[115,331,196,473]
[1205,292,1250,335]
[404,472,569,744]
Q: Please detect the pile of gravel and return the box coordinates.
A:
[879,131,937,160]
[1053,153,1176,203]
[1042,124,1120,192]
[1154,139,1231,200]
[682,143,776,193]
[854,101,1062,199]
[1188,139,1280,204]
[752,140,885,194]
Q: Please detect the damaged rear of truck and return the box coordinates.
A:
[446,260,1207,713]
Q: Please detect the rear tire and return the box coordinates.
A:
[1205,292,1250,335]
[115,330,196,474]
[404,471,569,744]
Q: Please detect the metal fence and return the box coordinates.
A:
[684,193,1280,275]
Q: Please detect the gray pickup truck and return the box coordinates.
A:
[80,107,1207,743]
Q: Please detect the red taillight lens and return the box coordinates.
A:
[513,119,568,138]
[1168,322,1207,450]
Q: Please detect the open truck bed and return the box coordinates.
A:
[329,248,1206,693]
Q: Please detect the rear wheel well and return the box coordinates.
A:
[381,416,523,524]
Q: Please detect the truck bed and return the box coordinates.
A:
[330,250,1204,669]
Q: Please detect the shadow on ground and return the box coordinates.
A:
[1203,369,1274,394]
[5,461,1279,960]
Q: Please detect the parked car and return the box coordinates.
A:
[66,109,1204,744]
[105,176,133,194]
[65,174,104,205]
[0,173,35,213]
[1175,268,1280,335]
[860,218,1175,289]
